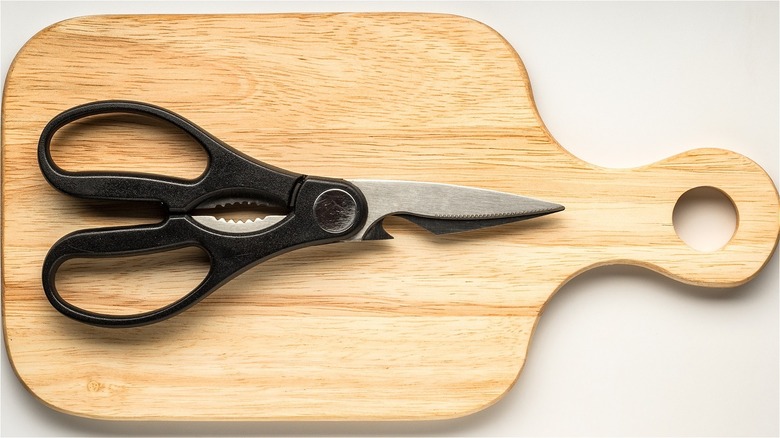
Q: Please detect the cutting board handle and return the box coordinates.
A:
[581,147,779,287]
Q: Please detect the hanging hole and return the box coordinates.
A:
[673,187,737,252]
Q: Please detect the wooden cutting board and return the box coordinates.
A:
[2,13,778,421]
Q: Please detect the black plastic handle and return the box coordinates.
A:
[41,177,367,328]
[42,218,220,327]
[38,100,301,212]
[38,101,368,327]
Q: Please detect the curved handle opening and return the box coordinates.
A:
[53,247,210,317]
[48,112,208,180]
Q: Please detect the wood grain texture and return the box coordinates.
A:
[2,13,778,420]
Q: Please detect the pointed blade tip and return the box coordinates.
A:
[541,202,565,215]
[508,198,564,220]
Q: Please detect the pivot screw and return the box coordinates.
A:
[313,189,357,234]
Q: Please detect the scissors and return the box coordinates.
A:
[38,100,564,328]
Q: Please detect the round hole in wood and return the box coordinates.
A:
[673,187,737,252]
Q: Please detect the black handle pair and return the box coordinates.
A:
[38,101,366,328]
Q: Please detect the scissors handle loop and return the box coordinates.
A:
[38,100,300,211]
[38,101,367,327]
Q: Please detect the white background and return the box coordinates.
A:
[1,1,778,436]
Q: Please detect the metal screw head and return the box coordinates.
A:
[313,189,358,234]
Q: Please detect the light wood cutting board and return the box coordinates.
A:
[2,13,778,421]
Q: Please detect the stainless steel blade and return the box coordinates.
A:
[347,179,564,240]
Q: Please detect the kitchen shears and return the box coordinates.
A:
[38,101,564,328]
